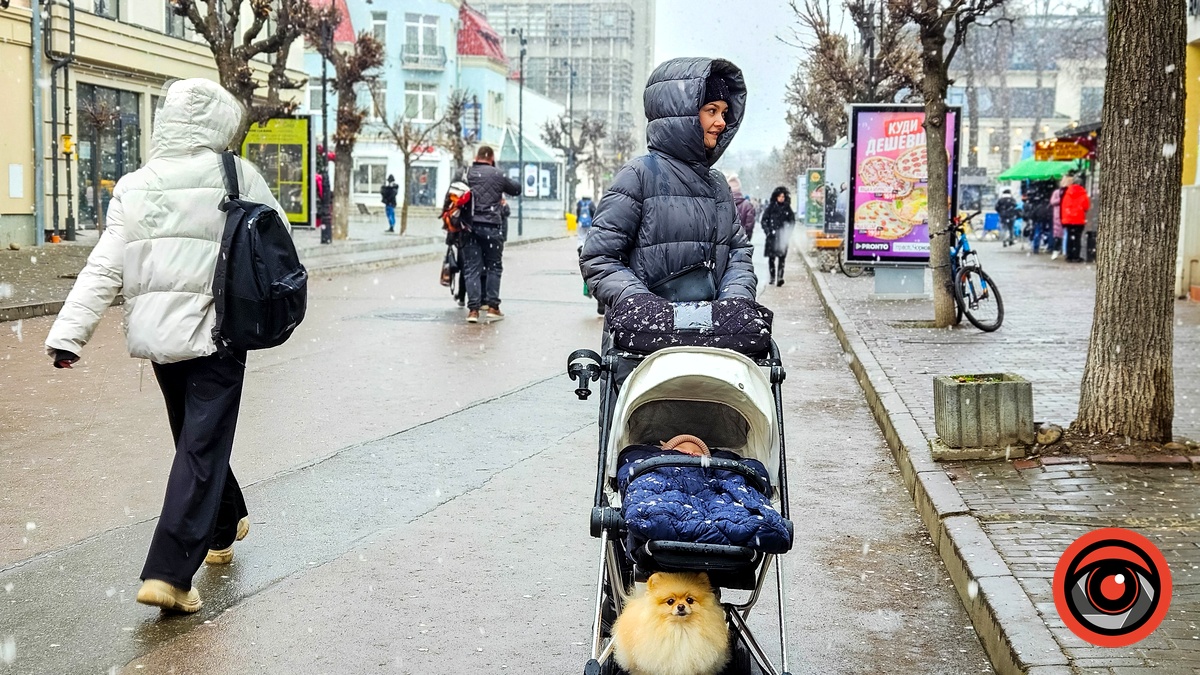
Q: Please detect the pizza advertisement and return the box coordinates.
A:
[847,105,960,266]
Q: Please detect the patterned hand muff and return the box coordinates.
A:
[608,294,773,356]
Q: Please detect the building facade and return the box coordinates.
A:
[311,0,564,217]
[0,0,306,247]
[473,0,656,154]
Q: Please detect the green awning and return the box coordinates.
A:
[498,127,558,164]
[996,158,1080,182]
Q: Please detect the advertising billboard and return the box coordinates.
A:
[846,105,960,266]
[804,168,825,226]
[241,117,312,226]
[824,147,851,235]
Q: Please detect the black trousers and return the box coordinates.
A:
[1064,225,1085,261]
[463,225,504,310]
[143,352,248,590]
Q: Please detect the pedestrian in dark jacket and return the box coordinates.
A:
[464,145,520,323]
[380,175,399,233]
[580,58,755,315]
[760,186,794,286]
[995,189,1018,247]
[727,174,755,241]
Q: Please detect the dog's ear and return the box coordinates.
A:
[646,573,661,592]
[695,572,711,588]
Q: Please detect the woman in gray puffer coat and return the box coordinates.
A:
[580,58,756,311]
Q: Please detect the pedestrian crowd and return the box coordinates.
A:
[992,171,1092,262]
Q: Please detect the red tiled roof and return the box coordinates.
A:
[310,0,356,44]
[458,2,508,65]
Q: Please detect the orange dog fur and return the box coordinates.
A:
[612,572,731,675]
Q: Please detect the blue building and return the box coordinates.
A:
[306,0,563,217]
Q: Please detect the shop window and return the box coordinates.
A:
[77,83,141,228]
[354,158,389,195]
[406,166,438,206]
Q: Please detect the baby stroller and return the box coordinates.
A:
[568,340,794,675]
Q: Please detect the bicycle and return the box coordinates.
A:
[943,211,1004,332]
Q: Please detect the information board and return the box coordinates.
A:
[846,105,960,266]
[242,117,312,226]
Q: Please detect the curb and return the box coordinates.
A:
[800,253,1070,675]
[0,235,567,323]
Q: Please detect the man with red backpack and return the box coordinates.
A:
[464,146,520,323]
[1060,172,1091,263]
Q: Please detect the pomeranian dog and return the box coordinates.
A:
[612,572,731,675]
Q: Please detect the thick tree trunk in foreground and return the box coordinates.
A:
[1075,0,1184,441]
[919,28,957,328]
[332,147,353,241]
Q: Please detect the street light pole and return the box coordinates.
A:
[319,24,332,245]
[563,59,576,210]
[511,27,526,237]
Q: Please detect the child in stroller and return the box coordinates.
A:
[569,342,795,675]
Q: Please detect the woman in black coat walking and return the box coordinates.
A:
[580,58,756,312]
[760,186,795,286]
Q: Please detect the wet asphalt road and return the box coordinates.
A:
[0,237,991,674]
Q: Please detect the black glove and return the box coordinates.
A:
[53,350,79,369]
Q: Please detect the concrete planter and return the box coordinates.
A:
[934,373,1035,451]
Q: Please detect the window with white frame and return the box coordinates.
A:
[359,82,385,121]
[96,0,119,19]
[354,158,389,195]
[308,83,325,112]
[486,91,505,128]
[164,1,186,36]
[405,14,439,54]
[372,12,387,49]
[405,83,438,122]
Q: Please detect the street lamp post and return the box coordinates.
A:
[510,27,526,237]
[318,24,332,244]
[563,59,576,210]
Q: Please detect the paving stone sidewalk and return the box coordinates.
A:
[808,240,1200,673]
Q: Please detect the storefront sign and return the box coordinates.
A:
[1034,140,1089,161]
[804,168,825,226]
[846,104,960,266]
[242,117,312,226]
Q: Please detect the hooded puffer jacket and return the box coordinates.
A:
[580,58,755,307]
[45,78,286,364]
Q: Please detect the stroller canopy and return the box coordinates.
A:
[607,346,780,481]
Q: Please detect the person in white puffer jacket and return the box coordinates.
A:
[44,78,287,613]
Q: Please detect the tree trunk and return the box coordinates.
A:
[1075,0,1183,442]
[332,150,352,240]
[400,156,412,235]
[995,28,1013,171]
[919,29,957,328]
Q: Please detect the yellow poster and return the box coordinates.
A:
[241,118,311,225]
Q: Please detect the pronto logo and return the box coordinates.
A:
[1053,528,1172,647]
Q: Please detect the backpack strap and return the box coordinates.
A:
[211,152,243,358]
[220,151,240,201]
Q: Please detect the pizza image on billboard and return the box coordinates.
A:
[895,145,928,182]
[846,105,960,266]
[855,199,915,240]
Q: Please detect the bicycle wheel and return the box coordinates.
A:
[839,247,865,277]
[954,266,1004,332]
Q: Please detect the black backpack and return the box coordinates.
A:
[211,151,308,355]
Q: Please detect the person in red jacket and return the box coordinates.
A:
[1059,172,1091,262]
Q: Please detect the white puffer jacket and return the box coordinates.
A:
[45,79,287,364]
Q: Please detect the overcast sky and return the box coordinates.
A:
[654,0,806,154]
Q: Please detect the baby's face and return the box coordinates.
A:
[673,441,706,456]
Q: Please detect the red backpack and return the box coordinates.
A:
[441,181,472,233]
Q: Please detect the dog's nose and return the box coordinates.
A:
[676,606,687,615]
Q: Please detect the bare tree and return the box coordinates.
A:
[439,89,473,180]
[373,89,445,235]
[890,0,1007,328]
[784,0,922,159]
[580,118,609,198]
[1075,0,1183,442]
[541,114,589,207]
[169,0,314,146]
[305,9,384,241]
